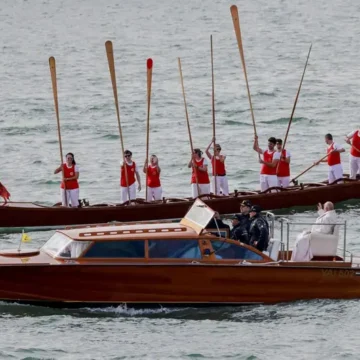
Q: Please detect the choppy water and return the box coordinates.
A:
[1,0,360,358]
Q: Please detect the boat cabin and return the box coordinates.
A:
[0,199,272,264]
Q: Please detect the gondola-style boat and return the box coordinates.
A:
[0,178,360,230]
[0,199,359,307]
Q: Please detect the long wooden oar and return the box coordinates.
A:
[145,58,153,201]
[283,44,312,149]
[210,35,217,195]
[105,41,131,202]
[49,56,67,207]
[178,58,200,197]
[291,150,335,184]
[230,5,257,138]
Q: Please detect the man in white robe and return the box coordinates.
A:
[291,202,338,261]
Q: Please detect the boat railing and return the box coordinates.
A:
[270,215,348,262]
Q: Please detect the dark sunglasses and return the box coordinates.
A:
[125,154,131,158]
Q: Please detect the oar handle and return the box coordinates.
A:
[291,150,334,183]
[145,58,153,201]
[178,57,200,196]
[283,43,312,149]
[105,40,131,201]
[49,56,67,206]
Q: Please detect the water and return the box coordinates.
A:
[1,0,360,358]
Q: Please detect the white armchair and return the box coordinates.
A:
[309,224,340,256]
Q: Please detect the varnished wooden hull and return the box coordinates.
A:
[1,180,360,229]
[0,264,359,306]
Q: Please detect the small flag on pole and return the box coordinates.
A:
[21,232,31,243]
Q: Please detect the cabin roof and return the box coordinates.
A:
[58,222,197,241]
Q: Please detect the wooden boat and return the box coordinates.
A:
[0,199,360,307]
[1,178,359,230]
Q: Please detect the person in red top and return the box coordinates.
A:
[120,150,141,203]
[275,138,291,188]
[143,154,162,202]
[345,129,360,179]
[188,148,210,198]
[253,136,280,192]
[316,134,345,184]
[54,152,80,207]
[205,138,229,196]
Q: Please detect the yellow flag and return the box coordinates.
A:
[21,233,31,243]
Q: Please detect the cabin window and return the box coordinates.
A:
[42,233,91,258]
[83,240,145,258]
[149,239,201,259]
[211,240,263,261]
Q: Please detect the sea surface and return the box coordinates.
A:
[1,0,360,358]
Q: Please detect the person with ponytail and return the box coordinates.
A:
[54,152,80,207]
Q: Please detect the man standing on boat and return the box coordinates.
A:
[291,202,337,261]
[276,139,291,188]
[143,155,162,201]
[315,134,345,184]
[344,129,360,179]
[188,149,210,198]
[253,136,280,192]
[205,138,229,196]
[121,150,141,203]
[248,205,269,252]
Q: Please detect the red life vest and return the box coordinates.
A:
[147,165,161,187]
[211,156,226,176]
[277,149,290,177]
[261,150,277,175]
[351,131,360,157]
[120,161,136,187]
[60,164,79,190]
[191,158,210,184]
[327,143,341,166]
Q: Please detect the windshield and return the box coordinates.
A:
[42,232,91,258]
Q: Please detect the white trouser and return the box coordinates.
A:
[278,176,290,188]
[349,155,360,179]
[260,175,278,192]
[121,183,136,203]
[60,188,79,207]
[212,175,229,196]
[146,186,162,201]
[191,183,210,198]
[328,164,343,184]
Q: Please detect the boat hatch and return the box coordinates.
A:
[180,199,215,234]
[0,249,40,257]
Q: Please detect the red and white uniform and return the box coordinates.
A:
[120,161,138,202]
[346,130,360,179]
[60,163,79,207]
[146,165,162,201]
[260,150,280,192]
[191,157,210,198]
[327,142,343,184]
[210,155,229,196]
[277,149,291,188]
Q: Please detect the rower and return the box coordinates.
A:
[315,134,345,184]
[143,155,162,202]
[205,137,229,196]
[344,129,360,179]
[54,152,80,207]
[276,139,291,188]
[253,136,280,192]
[121,150,141,203]
[188,148,210,198]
